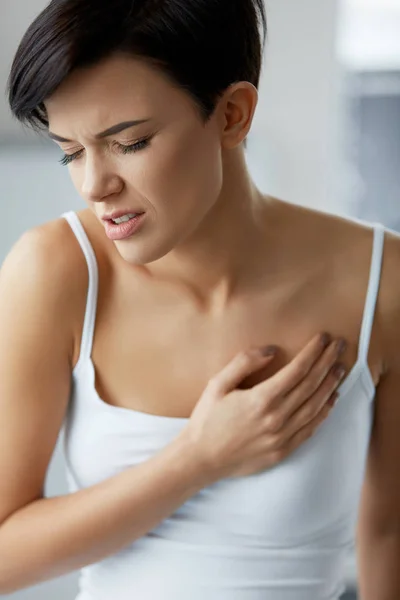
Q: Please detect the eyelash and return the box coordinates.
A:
[59,136,153,167]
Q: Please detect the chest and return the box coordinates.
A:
[77,265,381,418]
[66,348,375,545]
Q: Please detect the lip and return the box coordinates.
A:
[101,209,145,221]
[103,213,146,241]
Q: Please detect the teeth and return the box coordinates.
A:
[112,213,138,224]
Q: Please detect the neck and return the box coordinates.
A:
[145,149,279,313]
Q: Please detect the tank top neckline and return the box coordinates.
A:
[80,350,372,425]
[62,210,385,424]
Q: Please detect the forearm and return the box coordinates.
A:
[0,435,208,594]
[357,530,400,600]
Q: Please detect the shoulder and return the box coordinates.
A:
[2,212,90,292]
[321,212,400,374]
[0,213,92,350]
[283,201,399,375]
[328,214,400,376]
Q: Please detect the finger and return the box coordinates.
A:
[283,379,342,442]
[281,400,332,455]
[281,340,347,419]
[252,332,331,398]
[209,346,278,396]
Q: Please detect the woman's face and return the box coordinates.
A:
[45,54,227,265]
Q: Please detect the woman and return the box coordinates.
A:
[0,0,399,598]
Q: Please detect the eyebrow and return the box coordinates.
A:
[48,119,151,143]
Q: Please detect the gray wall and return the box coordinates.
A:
[347,71,400,231]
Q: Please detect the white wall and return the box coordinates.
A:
[338,0,400,71]
[249,0,347,214]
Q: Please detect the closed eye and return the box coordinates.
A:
[59,135,153,166]
[59,148,83,166]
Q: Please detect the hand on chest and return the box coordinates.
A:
[90,295,363,418]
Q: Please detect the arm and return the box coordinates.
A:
[0,225,208,595]
[355,234,400,600]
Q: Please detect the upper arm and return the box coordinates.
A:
[358,363,400,536]
[357,231,400,537]
[0,224,76,527]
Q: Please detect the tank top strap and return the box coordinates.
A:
[357,222,386,365]
[61,211,99,372]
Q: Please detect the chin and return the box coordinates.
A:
[113,236,177,266]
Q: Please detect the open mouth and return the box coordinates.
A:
[109,212,144,224]
[104,213,146,240]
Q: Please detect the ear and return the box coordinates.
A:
[218,82,259,149]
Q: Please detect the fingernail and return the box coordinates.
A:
[260,345,278,356]
[333,363,346,378]
[321,332,331,347]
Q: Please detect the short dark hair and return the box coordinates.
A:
[7,0,267,132]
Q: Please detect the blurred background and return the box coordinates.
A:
[0,0,399,598]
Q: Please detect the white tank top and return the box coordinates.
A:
[61,210,386,600]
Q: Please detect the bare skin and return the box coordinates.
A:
[41,53,389,416]
[60,199,386,419]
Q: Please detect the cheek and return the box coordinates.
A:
[69,168,85,195]
[147,130,222,208]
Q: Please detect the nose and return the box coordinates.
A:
[81,154,123,202]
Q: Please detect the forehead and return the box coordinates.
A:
[45,53,194,128]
